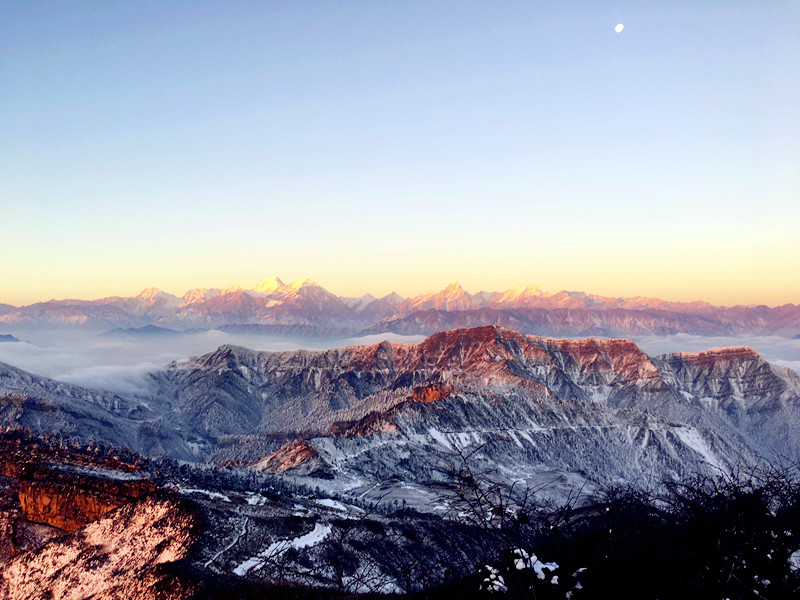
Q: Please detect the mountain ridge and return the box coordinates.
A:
[2,278,798,338]
[1,325,799,502]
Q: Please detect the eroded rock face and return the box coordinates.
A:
[18,479,122,532]
[254,439,319,474]
[17,465,156,531]
[656,346,797,407]
[0,431,211,599]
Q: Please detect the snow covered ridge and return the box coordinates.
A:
[3,324,800,484]
[156,324,800,460]
[1,276,797,338]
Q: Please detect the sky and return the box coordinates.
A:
[2,1,798,307]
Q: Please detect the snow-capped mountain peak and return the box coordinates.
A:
[249,275,285,295]
[342,294,377,310]
[287,278,319,290]
[380,292,405,305]
[136,287,166,301]
[135,288,180,306]
[181,288,222,306]
[494,285,544,305]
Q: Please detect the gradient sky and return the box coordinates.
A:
[2,1,798,306]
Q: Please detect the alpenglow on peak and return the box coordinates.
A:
[250,276,285,294]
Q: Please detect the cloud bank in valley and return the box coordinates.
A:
[0,330,426,396]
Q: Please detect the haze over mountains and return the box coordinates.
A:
[2,276,798,339]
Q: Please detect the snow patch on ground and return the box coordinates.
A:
[178,487,231,502]
[234,522,332,577]
[315,498,362,512]
[427,427,453,450]
[246,493,268,506]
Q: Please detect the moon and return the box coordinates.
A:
[615,23,624,33]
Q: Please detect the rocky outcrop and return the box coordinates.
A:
[0,496,199,600]
[18,464,156,531]
[253,440,319,474]
[409,382,455,404]
[0,431,156,544]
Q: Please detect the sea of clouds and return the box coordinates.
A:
[0,329,425,396]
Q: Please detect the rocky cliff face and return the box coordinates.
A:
[656,346,800,457]
[0,431,202,600]
[0,432,155,533]
[656,346,800,409]
[18,465,156,531]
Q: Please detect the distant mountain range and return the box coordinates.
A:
[1,277,798,338]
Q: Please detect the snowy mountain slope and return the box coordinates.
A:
[247,275,285,295]
[1,324,799,492]
[0,496,198,600]
[230,327,798,495]
[0,361,193,459]
[400,282,481,313]
[145,326,799,482]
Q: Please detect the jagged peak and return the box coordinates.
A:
[181,287,221,304]
[205,343,256,361]
[136,287,164,299]
[135,287,177,302]
[563,290,588,299]
[380,291,405,304]
[514,284,542,294]
[287,278,320,290]
[250,275,285,293]
[496,285,543,301]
